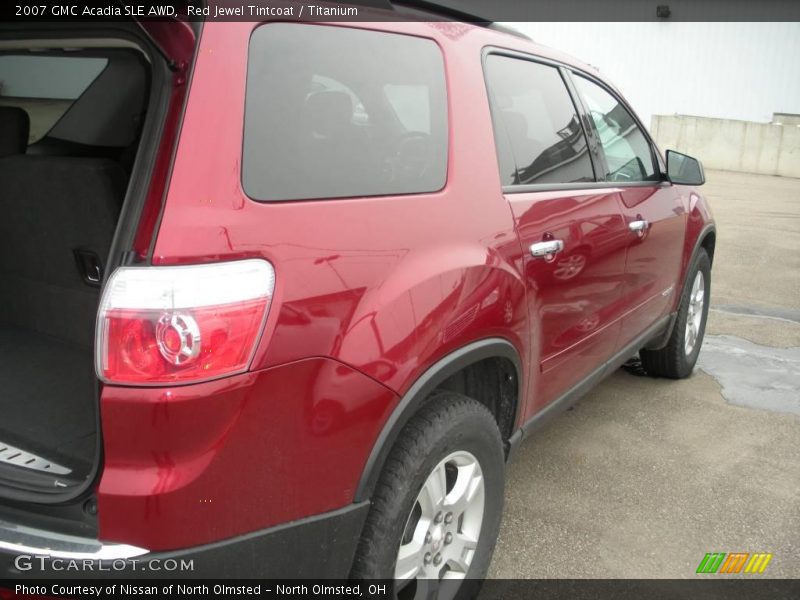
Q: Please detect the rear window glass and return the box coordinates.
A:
[0,56,107,144]
[243,24,448,202]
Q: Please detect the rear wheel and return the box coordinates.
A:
[640,248,711,378]
[352,392,505,599]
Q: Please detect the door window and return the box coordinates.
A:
[484,55,595,186]
[572,75,657,183]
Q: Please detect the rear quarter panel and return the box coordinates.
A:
[152,21,529,400]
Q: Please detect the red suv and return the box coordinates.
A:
[0,7,714,592]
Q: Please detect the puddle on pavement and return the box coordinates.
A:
[698,335,800,416]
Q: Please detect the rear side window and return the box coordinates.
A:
[572,75,657,182]
[243,24,448,202]
[0,56,107,143]
[484,55,594,186]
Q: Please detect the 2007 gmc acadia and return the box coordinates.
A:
[0,7,713,596]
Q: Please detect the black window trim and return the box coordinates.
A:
[558,64,607,178]
[481,45,669,195]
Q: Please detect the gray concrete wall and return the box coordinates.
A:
[774,113,800,126]
[651,115,800,178]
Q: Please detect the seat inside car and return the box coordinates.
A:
[0,106,30,157]
[500,109,544,170]
[0,139,125,347]
[303,90,376,189]
[0,104,127,471]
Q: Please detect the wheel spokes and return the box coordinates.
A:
[685,321,696,354]
[395,539,425,581]
[418,462,447,516]
[444,532,478,575]
[684,271,706,355]
[694,287,704,306]
[443,462,482,516]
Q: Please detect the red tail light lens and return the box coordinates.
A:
[97,260,275,385]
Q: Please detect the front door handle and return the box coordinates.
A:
[628,219,649,234]
[530,239,564,260]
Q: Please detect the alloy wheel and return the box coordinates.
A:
[684,270,705,355]
[395,451,485,597]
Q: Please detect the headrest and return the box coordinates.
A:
[0,107,30,157]
[305,91,353,137]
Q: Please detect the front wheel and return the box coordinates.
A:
[640,248,711,378]
[351,392,505,599]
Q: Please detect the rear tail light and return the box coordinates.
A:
[96,260,275,385]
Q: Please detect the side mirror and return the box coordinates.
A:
[666,150,705,186]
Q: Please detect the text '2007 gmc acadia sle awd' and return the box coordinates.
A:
[0,5,713,596]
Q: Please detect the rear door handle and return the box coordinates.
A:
[530,239,564,260]
[628,219,649,233]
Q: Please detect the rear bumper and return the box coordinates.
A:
[1,502,368,578]
[97,357,397,551]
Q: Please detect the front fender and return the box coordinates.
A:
[676,188,716,311]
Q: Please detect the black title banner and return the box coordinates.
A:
[2,580,800,600]
[2,0,800,23]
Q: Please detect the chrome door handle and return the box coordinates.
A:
[530,239,564,260]
[628,219,649,233]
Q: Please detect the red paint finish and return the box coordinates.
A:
[681,188,716,293]
[508,189,629,414]
[616,184,687,346]
[99,357,398,550]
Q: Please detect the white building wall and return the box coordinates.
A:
[506,22,800,130]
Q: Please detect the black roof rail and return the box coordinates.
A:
[392,0,489,24]
[486,23,532,41]
[391,1,532,40]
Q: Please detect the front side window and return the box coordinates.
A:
[484,55,594,186]
[243,24,448,202]
[572,75,657,183]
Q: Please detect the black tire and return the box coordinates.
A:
[351,392,505,600]
[640,248,711,378]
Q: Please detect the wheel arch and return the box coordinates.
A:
[651,222,716,351]
[686,223,717,278]
[699,227,716,265]
[353,337,523,503]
